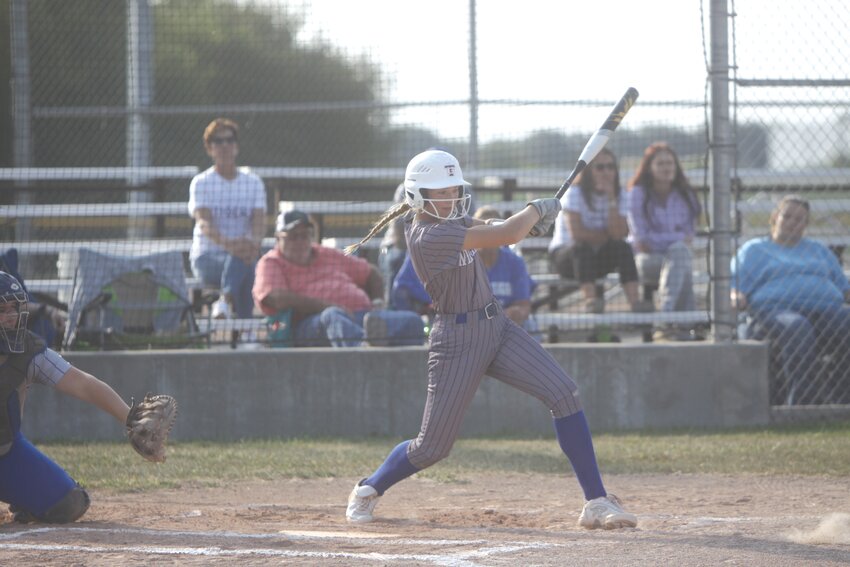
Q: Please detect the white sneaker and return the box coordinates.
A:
[211,298,230,320]
[346,482,380,523]
[578,494,637,529]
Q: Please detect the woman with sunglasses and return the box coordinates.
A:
[549,148,651,314]
[188,118,267,344]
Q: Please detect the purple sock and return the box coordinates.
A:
[553,411,606,500]
[364,440,420,495]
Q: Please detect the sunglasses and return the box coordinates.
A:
[593,162,616,171]
[210,135,237,145]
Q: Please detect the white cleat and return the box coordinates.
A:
[346,482,380,523]
[578,494,637,529]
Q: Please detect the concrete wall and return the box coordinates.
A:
[22,342,770,441]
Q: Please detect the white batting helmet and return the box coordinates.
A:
[403,150,471,220]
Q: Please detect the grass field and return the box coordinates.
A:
[39,421,850,492]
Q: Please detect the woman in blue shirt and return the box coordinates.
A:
[731,195,850,404]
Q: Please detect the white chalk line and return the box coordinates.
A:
[0,525,576,567]
[0,542,561,567]
[0,525,491,546]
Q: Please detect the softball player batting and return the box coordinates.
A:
[343,150,636,529]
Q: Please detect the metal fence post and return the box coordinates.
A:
[709,0,735,342]
[126,0,155,239]
[11,0,33,244]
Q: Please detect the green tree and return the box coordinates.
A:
[151,0,387,168]
[27,0,126,166]
[832,153,850,168]
[6,0,392,168]
[2,0,125,168]
[382,126,443,166]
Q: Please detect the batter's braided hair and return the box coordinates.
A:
[343,202,412,256]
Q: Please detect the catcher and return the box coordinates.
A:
[0,271,177,524]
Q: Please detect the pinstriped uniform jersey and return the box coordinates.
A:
[404,215,494,314]
[401,213,582,471]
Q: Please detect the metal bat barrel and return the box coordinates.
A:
[554,87,639,200]
[600,87,639,132]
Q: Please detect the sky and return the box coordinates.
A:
[287,1,849,163]
[296,1,708,101]
[293,0,709,139]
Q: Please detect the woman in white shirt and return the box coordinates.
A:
[549,149,650,314]
[187,118,267,322]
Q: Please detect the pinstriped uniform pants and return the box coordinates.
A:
[407,309,582,470]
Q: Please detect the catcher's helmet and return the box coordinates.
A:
[0,271,29,354]
[404,150,471,220]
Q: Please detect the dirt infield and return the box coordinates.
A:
[2,473,849,565]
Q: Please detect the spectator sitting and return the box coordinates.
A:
[731,195,850,405]
[188,117,267,346]
[253,210,425,347]
[549,148,652,314]
[392,206,541,340]
[627,142,703,341]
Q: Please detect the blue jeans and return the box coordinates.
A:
[747,306,850,404]
[295,306,424,348]
[191,251,255,318]
[635,241,695,312]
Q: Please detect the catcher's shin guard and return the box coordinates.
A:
[40,485,90,523]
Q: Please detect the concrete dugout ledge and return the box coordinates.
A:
[23,342,769,441]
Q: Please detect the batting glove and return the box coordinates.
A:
[527,198,561,237]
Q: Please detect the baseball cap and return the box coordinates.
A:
[276,210,311,232]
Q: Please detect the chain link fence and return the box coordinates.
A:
[729,0,850,405]
[0,0,847,405]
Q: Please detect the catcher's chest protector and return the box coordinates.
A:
[0,332,45,455]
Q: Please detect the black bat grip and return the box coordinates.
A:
[554,162,585,200]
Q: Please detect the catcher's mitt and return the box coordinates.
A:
[125,393,178,463]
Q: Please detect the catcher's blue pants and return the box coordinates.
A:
[0,431,77,516]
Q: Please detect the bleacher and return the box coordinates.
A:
[3,166,849,348]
